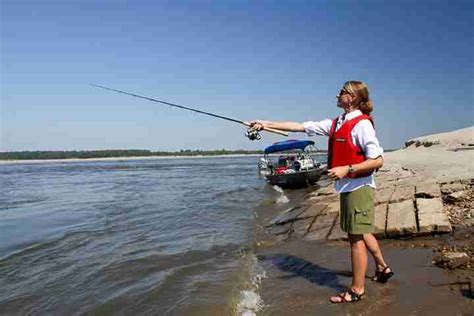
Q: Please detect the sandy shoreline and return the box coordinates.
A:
[384,126,473,183]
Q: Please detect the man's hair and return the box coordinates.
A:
[344,81,373,115]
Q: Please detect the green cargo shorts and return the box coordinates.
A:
[340,186,374,235]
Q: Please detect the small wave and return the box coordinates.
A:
[236,253,267,315]
[211,185,262,200]
[0,228,98,261]
[272,185,284,194]
[99,243,243,275]
[212,186,248,198]
[169,166,193,170]
[0,196,49,209]
[276,195,289,204]
[272,185,289,204]
[237,290,264,316]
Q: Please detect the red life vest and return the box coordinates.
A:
[327,114,374,178]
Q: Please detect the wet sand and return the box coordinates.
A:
[256,240,472,315]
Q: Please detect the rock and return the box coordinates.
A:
[460,209,474,226]
[466,211,474,226]
[266,206,305,226]
[386,200,417,237]
[405,139,440,148]
[433,251,470,269]
[255,240,276,248]
[375,187,394,205]
[297,204,327,219]
[320,201,340,214]
[308,194,339,204]
[444,190,469,203]
[374,203,387,237]
[316,191,334,197]
[327,215,348,240]
[292,217,315,238]
[415,182,441,198]
[404,140,416,147]
[304,213,337,241]
[441,183,467,194]
[381,169,415,183]
[416,198,452,233]
[390,185,415,203]
[275,232,290,242]
[272,223,293,236]
[308,186,336,198]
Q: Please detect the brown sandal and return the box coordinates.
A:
[330,289,365,303]
[372,266,394,283]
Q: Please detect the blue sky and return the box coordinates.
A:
[1,1,473,151]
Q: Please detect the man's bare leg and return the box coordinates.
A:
[350,234,367,292]
[363,233,390,272]
[330,234,367,303]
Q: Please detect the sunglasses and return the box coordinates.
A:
[336,89,351,99]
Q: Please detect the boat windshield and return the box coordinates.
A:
[278,155,296,167]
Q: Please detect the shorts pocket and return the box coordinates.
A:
[354,208,372,225]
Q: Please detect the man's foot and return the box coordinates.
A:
[372,266,394,283]
[329,289,365,303]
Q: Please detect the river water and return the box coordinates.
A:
[0,156,324,315]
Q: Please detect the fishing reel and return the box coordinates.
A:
[245,128,262,141]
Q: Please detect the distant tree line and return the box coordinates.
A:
[0,149,268,160]
[1,148,399,160]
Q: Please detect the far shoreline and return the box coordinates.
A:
[0,152,328,165]
[0,154,261,165]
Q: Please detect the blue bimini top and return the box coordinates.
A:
[264,139,315,154]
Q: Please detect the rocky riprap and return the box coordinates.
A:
[265,164,473,243]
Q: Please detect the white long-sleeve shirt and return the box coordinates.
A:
[302,110,384,193]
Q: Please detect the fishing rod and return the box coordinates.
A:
[90,84,288,140]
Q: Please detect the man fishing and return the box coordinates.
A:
[248,81,394,303]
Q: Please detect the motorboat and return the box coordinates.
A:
[258,140,326,188]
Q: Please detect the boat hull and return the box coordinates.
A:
[265,167,325,188]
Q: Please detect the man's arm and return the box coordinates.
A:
[327,156,383,180]
[248,120,305,132]
[351,156,383,174]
